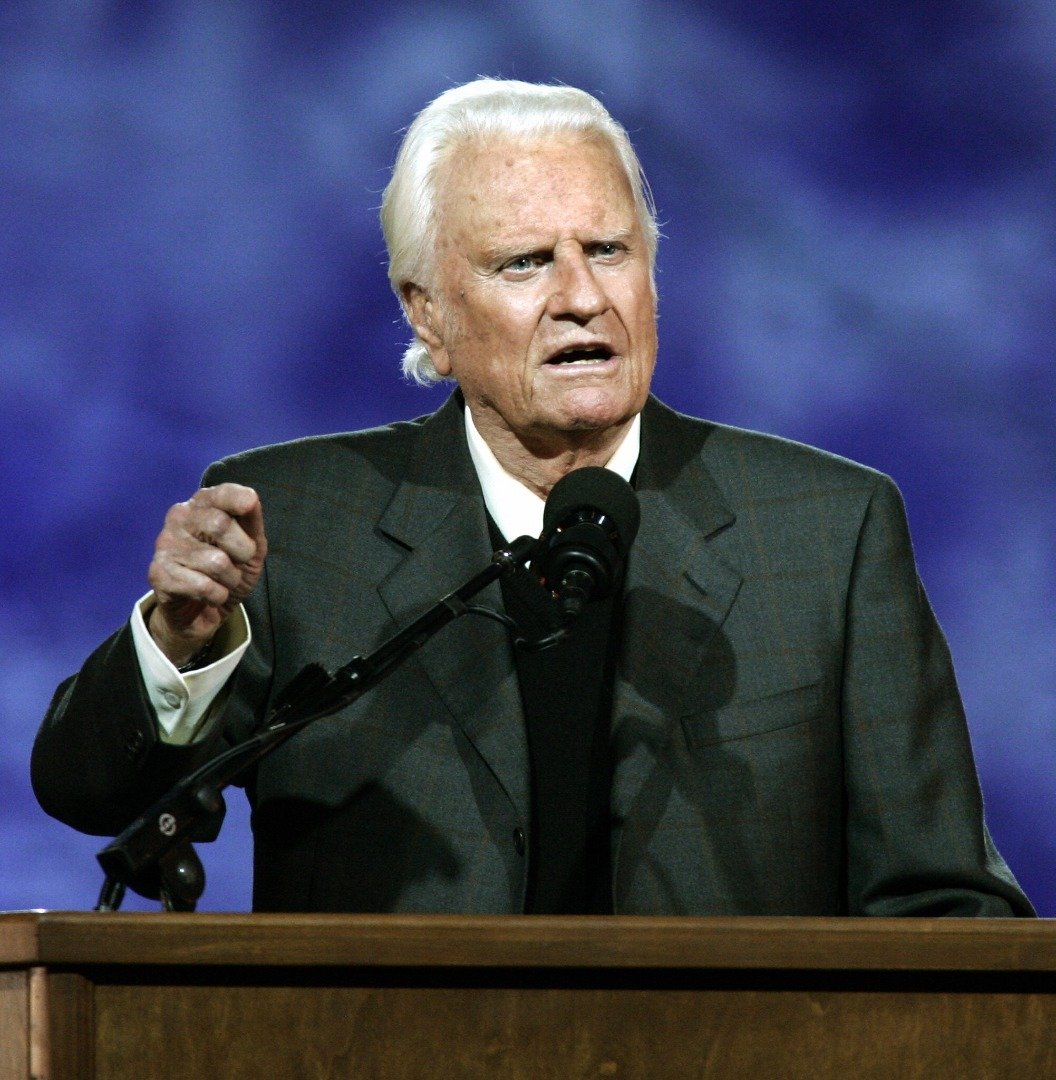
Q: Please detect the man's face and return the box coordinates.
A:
[409,135,658,455]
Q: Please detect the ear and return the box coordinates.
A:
[401,283,452,377]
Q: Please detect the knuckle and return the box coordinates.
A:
[202,507,230,536]
[200,579,228,604]
[188,507,229,543]
[203,546,231,574]
[164,501,190,530]
[189,486,225,515]
[148,548,176,580]
[212,481,250,506]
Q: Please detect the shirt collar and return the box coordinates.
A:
[463,405,641,542]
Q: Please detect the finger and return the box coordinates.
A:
[182,505,258,565]
[149,553,234,610]
[152,525,252,594]
[193,482,261,519]
[236,494,267,552]
[180,541,248,593]
[167,493,258,566]
[190,484,264,561]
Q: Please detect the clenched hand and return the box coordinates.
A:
[146,483,267,665]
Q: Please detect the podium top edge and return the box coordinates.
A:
[1,911,1052,972]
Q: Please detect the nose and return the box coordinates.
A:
[546,246,608,321]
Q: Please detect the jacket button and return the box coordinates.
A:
[512,827,526,856]
[124,731,144,757]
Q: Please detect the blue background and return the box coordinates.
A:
[3,1,1053,914]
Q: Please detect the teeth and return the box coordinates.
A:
[550,347,611,364]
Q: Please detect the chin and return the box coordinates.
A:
[553,407,635,437]
[557,390,641,432]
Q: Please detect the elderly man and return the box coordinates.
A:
[33,79,1031,917]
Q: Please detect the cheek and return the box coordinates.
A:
[466,300,538,353]
[629,294,659,351]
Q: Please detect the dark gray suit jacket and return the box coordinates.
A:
[33,393,1032,916]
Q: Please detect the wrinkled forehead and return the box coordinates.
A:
[432,133,636,237]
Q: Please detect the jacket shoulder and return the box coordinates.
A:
[204,411,434,487]
[647,397,890,502]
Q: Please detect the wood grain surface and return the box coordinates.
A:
[2,913,1054,1079]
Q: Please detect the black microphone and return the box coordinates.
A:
[532,466,640,618]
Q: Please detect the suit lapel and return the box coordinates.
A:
[374,395,530,821]
[611,398,744,831]
[368,394,745,864]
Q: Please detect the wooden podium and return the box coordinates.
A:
[2,912,1054,1079]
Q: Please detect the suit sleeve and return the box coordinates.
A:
[30,459,274,840]
[841,474,1033,916]
[31,622,232,837]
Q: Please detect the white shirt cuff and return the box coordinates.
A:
[130,593,251,745]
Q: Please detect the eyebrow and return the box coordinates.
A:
[480,229,638,268]
[479,243,547,268]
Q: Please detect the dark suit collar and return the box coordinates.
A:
[376,391,479,550]
[636,395,735,541]
[376,392,736,537]
[371,391,746,835]
[611,399,744,903]
[375,391,531,821]
[625,397,742,683]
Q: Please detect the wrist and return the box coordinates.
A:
[145,597,215,669]
[175,640,216,673]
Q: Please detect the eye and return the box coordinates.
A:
[591,241,626,260]
[504,255,537,273]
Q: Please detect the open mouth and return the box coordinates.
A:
[546,345,614,366]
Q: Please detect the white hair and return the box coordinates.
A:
[380,78,659,385]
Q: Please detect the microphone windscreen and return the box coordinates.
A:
[543,467,640,549]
